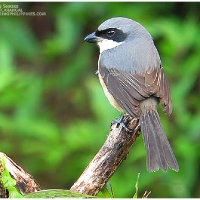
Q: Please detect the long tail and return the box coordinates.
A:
[140,109,179,172]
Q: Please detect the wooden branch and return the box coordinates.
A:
[0,152,41,197]
[0,115,140,197]
[70,115,140,196]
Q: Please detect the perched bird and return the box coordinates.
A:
[84,17,179,172]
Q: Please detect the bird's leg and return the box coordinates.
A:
[111,114,131,132]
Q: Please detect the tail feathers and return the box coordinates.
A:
[140,109,179,172]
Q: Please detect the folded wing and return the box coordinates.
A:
[99,65,172,118]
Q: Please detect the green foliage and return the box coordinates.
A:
[1,154,23,198]
[0,2,200,198]
[24,189,94,198]
[133,173,140,198]
[101,182,115,198]
[1,155,93,198]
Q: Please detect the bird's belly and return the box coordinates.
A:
[98,74,123,112]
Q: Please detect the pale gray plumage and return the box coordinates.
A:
[85,17,179,172]
[99,17,161,74]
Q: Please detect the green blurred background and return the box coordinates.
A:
[0,2,200,198]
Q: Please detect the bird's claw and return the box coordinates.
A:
[111,114,131,132]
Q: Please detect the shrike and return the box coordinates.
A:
[84,17,179,172]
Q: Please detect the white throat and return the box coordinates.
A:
[97,39,123,53]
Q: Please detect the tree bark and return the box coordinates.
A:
[0,152,41,197]
[70,115,140,196]
[0,115,140,197]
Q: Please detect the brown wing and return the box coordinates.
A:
[99,65,172,118]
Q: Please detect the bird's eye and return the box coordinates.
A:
[106,29,115,38]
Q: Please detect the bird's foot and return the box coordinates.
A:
[111,114,131,132]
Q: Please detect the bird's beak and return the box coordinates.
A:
[84,32,101,43]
